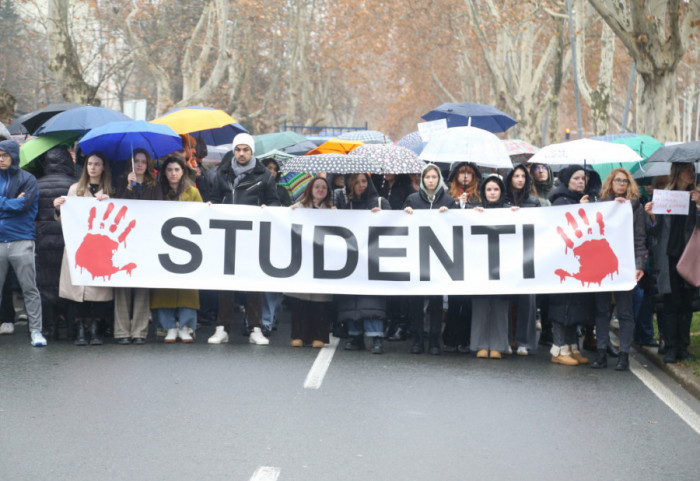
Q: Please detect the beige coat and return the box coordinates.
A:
[57,183,114,303]
[284,200,333,303]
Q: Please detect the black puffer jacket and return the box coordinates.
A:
[505,165,541,208]
[373,174,416,210]
[334,173,390,324]
[332,174,391,210]
[209,152,280,206]
[35,147,76,303]
[403,164,456,210]
[549,165,587,206]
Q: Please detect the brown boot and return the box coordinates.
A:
[570,344,589,364]
[551,345,579,366]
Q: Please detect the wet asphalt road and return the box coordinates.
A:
[2,316,700,481]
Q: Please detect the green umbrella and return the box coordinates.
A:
[254,131,307,157]
[20,131,80,171]
[590,135,663,180]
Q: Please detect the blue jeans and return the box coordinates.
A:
[348,319,383,337]
[157,308,197,331]
[261,292,282,330]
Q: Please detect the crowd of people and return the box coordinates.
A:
[1,132,699,372]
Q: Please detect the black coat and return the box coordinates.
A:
[403,186,456,210]
[209,153,280,206]
[332,175,391,210]
[373,175,416,210]
[547,182,595,326]
[35,148,76,303]
[505,166,541,208]
[114,175,163,201]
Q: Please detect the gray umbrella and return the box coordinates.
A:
[646,141,700,163]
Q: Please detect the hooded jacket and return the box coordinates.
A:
[373,174,416,210]
[403,164,456,210]
[209,151,280,206]
[505,165,541,208]
[0,140,39,242]
[472,175,511,209]
[35,147,76,302]
[446,162,483,205]
[332,173,391,210]
[528,163,554,206]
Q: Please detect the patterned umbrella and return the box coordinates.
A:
[503,139,539,156]
[282,153,382,174]
[349,144,425,174]
[258,150,313,202]
[395,131,427,155]
[338,130,392,144]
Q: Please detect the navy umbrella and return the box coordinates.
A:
[78,120,182,161]
[422,102,517,133]
[34,106,132,136]
[18,102,84,135]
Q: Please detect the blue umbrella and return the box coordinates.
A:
[34,106,132,136]
[78,120,182,161]
[422,102,517,132]
[158,106,247,145]
[395,131,427,155]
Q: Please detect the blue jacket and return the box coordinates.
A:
[0,140,39,242]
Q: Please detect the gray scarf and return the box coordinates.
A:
[232,158,256,188]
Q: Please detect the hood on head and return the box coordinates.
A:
[43,146,75,177]
[505,164,533,201]
[446,161,482,184]
[479,174,506,203]
[0,139,20,172]
[558,164,585,188]
[344,172,379,200]
[419,163,445,197]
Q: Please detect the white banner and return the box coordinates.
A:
[60,197,637,295]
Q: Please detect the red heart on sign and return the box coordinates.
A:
[666,209,671,213]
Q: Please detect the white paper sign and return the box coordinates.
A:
[417,119,448,142]
[651,189,690,215]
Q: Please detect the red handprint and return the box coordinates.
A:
[74,202,137,280]
[554,208,618,286]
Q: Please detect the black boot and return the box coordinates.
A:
[590,349,607,369]
[74,320,87,346]
[615,352,629,371]
[371,336,384,354]
[606,344,620,357]
[411,333,424,354]
[428,334,441,355]
[89,319,103,345]
[344,335,364,351]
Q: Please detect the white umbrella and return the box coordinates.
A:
[419,126,513,169]
[528,138,643,165]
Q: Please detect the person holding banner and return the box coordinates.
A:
[112,149,162,345]
[505,165,541,356]
[54,152,114,346]
[645,163,700,364]
[150,156,202,343]
[591,168,646,370]
[403,164,455,355]
[547,165,594,366]
[334,173,391,354]
[207,133,280,346]
[468,175,515,359]
[441,162,482,353]
[286,176,335,348]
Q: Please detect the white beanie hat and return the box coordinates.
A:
[232,133,255,155]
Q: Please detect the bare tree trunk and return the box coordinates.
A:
[47,0,98,104]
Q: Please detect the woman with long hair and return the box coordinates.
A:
[441,162,482,353]
[53,152,114,346]
[150,156,202,343]
[591,168,646,370]
[645,162,700,363]
[403,164,455,354]
[333,173,391,354]
[286,176,336,347]
[112,149,162,345]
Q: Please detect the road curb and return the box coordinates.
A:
[635,344,700,402]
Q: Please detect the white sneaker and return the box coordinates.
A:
[164,328,178,343]
[249,327,269,345]
[517,346,528,356]
[30,330,47,347]
[0,322,15,335]
[178,328,193,343]
[208,326,229,344]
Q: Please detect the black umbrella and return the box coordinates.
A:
[646,141,700,164]
[8,114,30,135]
[19,102,84,135]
